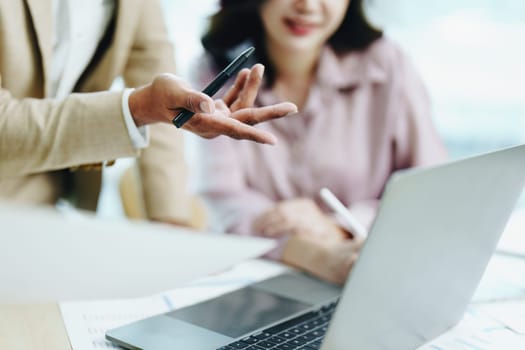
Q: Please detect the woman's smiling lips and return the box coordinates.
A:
[284,17,319,36]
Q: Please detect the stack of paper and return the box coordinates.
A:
[0,202,275,303]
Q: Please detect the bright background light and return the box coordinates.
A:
[97,0,525,218]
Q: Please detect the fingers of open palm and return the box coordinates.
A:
[180,114,205,136]
[214,99,230,112]
[161,75,215,114]
[185,110,276,143]
[210,99,296,144]
[230,64,264,111]
[222,68,250,107]
[181,101,229,138]
[210,116,277,144]
[232,102,297,125]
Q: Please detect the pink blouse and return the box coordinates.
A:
[192,37,448,252]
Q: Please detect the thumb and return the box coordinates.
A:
[180,90,215,114]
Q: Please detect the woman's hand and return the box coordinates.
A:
[282,234,364,285]
[253,198,347,239]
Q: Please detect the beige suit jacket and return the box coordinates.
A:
[0,0,191,222]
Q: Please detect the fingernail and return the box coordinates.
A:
[280,102,298,116]
[266,135,278,145]
[199,101,213,114]
[255,63,265,77]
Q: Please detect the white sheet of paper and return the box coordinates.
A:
[59,259,289,350]
[497,209,525,258]
[479,300,525,334]
[0,203,275,303]
[417,308,525,349]
[472,254,525,303]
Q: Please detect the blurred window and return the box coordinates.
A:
[161,0,525,206]
[368,0,525,158]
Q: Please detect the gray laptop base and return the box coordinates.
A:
[107,272,341,349]
[107,144,525,350]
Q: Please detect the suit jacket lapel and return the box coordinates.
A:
[75,0,140,91]
[25,0,53,96]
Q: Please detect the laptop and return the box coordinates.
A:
[107,144,525,350]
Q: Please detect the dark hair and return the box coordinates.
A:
[202,0,382,84]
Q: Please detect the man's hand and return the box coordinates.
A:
[128,64,297,144]
[253,198,347,239]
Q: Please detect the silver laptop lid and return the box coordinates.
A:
[322,144,525,350]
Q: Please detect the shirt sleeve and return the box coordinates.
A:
[121,88,149,149]
[0,85,137,178]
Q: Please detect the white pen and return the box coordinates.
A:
[320,187,368,240]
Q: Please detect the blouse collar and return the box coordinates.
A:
[316,42,388,90]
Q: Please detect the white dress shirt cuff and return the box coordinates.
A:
[121,88,149,149]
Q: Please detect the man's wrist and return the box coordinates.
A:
[127,84,152,127]
[122,88,149,149]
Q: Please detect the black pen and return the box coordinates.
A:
[172,46,256,128]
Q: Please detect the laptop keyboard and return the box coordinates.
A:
[216,300,337,350]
